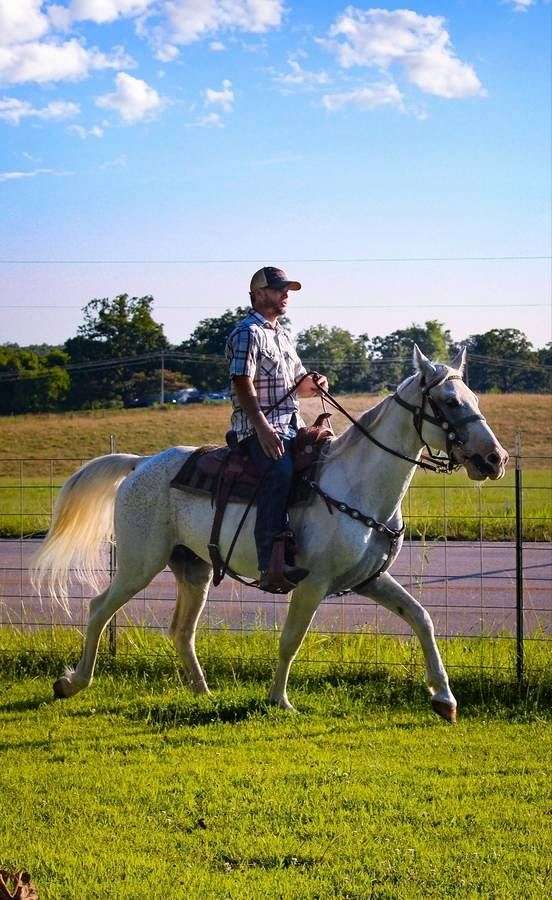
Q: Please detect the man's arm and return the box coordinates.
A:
[232,375,284,460]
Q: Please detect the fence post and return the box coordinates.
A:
[515,432,524,687]
[108,433,117,658]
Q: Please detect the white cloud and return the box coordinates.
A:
[504,0,535,10]
[150,0,284,48]
[323,8,484,99]
[0,38,133,84]
[322,81,404,112]
[272,58,330,89]
[68,122,105,137]
[203,78,234,111]
[154,42,180,61]
[187,111,223,127]
[0,1,50,45]
[99,153,127,168]
[0,167,71,182]
[209,41,226,51]
[96,71,165,122]
[48,0,153,27]
[0,96,79,124]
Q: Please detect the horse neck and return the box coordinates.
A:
[326,390,425,521]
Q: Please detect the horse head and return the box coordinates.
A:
[411,345,509,481]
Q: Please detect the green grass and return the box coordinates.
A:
[0,628,551,898]
[1,626,551,689]
[1,393,550,540]
[1,465,550,540]
[1,393,551,462]
[406,467,551,541]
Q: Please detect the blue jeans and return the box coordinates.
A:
[243,433,295,571]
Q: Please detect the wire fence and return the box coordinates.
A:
[0,448,550,682]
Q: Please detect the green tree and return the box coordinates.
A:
[462,329,540,392]
[177,307,250,390]
[296,325,370,391]
[369,320,453,388]
[65,294,169,407]
[0,345,70,413]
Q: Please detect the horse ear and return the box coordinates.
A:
[412,344,436,381]
[450,346,467,376]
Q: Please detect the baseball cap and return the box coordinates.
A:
[250,267,301,292]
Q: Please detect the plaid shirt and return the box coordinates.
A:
[226,309,307,441]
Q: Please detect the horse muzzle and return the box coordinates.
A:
[462,446,509,481]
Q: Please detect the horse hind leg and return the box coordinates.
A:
[168,546,212,695]
[54,557,171,699]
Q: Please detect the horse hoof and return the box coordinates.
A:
[431,699,457,724]
[269,697,296,712]
[53,677,73,699]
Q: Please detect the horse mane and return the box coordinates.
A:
[325,393,393,462]
[324,362,458,463]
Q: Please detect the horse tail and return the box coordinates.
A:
[31,453,146,606]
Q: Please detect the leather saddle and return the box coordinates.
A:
[170,413,334,588]
[171,413,334,507]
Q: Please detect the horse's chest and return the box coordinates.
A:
[326,527,403,593]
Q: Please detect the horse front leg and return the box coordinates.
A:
[359,571,457,723]
[269,581,327,711]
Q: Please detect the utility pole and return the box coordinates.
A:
[160,350,165,404]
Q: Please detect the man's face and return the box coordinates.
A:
[254,286,289,319]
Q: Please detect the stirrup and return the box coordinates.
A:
[259,565,309,594]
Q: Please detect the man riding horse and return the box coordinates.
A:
[225,267,329,593]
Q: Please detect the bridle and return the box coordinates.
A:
[315,370,485,475]
[392,371,486,474]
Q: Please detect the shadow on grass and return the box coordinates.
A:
[0,695,54,714]
[127,694,272,727]
[1,646,550,722]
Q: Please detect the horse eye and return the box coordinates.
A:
[446,398,461,408]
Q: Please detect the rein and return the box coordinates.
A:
[314,380,454,474]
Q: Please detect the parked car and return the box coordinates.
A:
[126,393,159,408]
[204,390,231,401]
[174,388,205,404]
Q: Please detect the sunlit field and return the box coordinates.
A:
[1,394,550,539]
[0,629,550,899]
[1,393,550,461]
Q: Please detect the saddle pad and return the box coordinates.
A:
[170,445,315,507]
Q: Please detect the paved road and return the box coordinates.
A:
[1,539,550,638]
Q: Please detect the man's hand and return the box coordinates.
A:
[297,372,329,397]
[256,421,285,460]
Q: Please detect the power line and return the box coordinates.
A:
[0,302,548,311]
[1,350,550,383]
[0,255,549,264]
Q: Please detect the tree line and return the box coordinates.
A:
[1,294,550,414]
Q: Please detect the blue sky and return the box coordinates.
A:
[1,0,550,349]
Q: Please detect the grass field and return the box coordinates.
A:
[0,466,550,540]
[0,394,550,540]
[1,393,551,461]
[0,630,550,899]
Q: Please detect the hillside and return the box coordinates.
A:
[0,393,550,464]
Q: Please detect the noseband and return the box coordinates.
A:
[393,373,485,472]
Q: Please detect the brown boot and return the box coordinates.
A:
[259,565,309,593]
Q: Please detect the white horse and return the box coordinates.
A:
[33,347,508,722]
